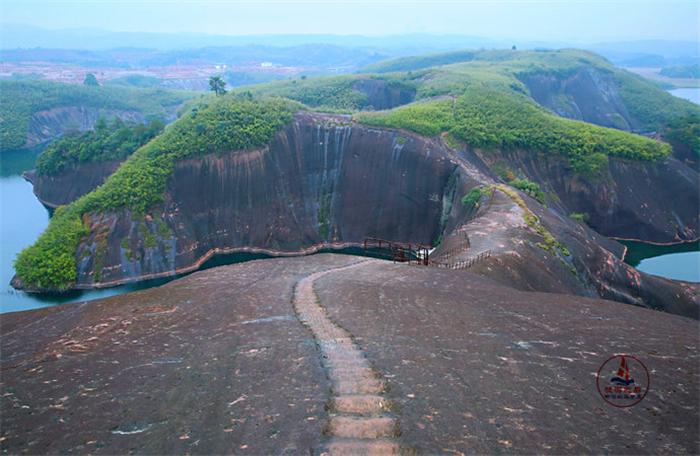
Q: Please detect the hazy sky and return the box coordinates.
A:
[1,0,698,42]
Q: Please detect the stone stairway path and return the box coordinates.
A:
[292,260,401,455]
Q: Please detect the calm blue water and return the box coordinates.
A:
[669,88,700,105]
[636,252,700,283]
[621,240,700,283]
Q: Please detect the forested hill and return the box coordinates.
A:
[248,48,699,161]
[0,80,195,152]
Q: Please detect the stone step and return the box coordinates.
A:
[318,438,401,456]
[331,395,389,415]
[327,369,376,382]
[326,416,397,439]
[332,377,385,395]
[324,358,368,370]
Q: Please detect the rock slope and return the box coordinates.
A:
[2,254,698,454]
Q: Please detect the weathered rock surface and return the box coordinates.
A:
[24,160,123,208]
[438,184,699,319]
[466,146,699,243]
[519,68,635,131]
[351,78,416,110]
[72,113,458,288]
[25,107,147,148]
[2,255,698,454]
[314,256,700,454]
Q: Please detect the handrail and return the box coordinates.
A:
[429,250,492,270]
[363,237,430,265]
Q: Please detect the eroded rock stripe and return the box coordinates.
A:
[292,260,401,455]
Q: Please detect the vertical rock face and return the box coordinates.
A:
[24,160,123,208]
[351,79,416,110]
[519,68,635,131]
[25,107,147,148]
[75,113,458,287]
[472,148,699,243]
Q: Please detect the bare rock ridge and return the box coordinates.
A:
[292,259,402,454]
[2,255,698,454]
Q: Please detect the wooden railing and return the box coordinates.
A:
[431,244,469,262]
[430,250,492,270]
[363,236,490,270]
[363,237,430,265]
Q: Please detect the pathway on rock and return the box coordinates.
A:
[293,260,401,455]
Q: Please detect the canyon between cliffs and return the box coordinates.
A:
[21,111,699,318]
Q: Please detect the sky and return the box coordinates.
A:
[1,0,698,42]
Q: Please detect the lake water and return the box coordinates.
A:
[0,150,274,314]
[620,240,700,283]
[669,88,700,105]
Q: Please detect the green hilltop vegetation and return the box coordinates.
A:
[14,48,700,289]
[245,74,417,112]
[36,119,165,175]
[356,86,670,174]
[250,49,689,172]
[664,114,700,156]
[360,50,477,74]
[15,95,299,289]
[0,79,194,151]
[246,75,368,111]
[105,74,164,88]
[250,49,699,138]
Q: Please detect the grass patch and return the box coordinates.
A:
[246,75,368,111]
[508,177,545,204]
[361,50,476,73]
[461,186,486,209]
[569,212,590,223]
[36,119,164,175]
[13,206,88,290]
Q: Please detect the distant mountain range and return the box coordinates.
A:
[1,23,698,68]
[0,23,503,52]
